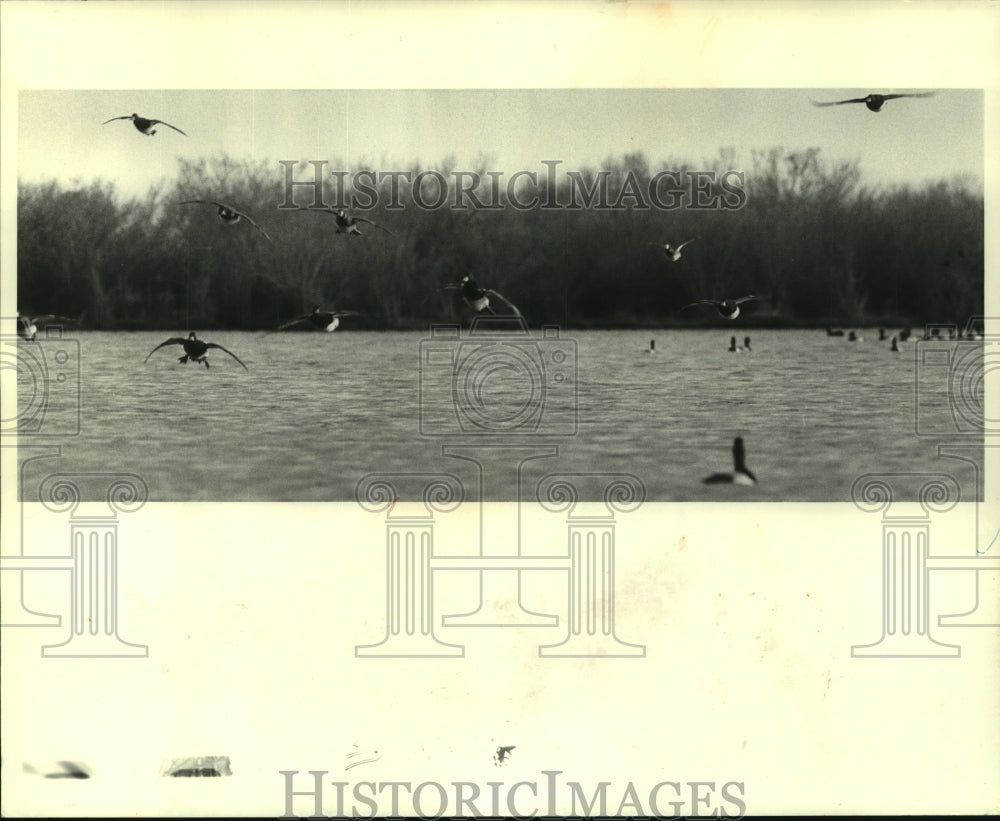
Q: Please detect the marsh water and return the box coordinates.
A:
[12,328,985,502]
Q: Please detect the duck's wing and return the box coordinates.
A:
[149,119,188,136]
[485,289,523,317]
[32,314,76,324]
[101,115,132,124]
[329,310,360,319]
[238,211,274,243]
[205,343,249,370]
[143,337,187,362]
[180,199,230,209]
[678,300,716,312]
[884,92,935,101]
[732,295,759,305]
[677,238,695,250]
[275,315,311,331]
[353,216,395,236]
[810,97,867,107]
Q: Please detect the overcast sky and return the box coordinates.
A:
[16,87,983,202]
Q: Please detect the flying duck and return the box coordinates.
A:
[102,113,188,136]
[648,238,695,261]
[180,200,273,242]
[321,208,394,236]
[810,92,935,112]
[680,295,759,320]
[702,437,757,486]
[438,274,522,317]
[16,313,75,341]
[144,332,248,370]
[276,306,360,332]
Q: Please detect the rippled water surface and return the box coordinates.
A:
[14,329,984,501]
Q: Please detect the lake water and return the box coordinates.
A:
[10,328,987,502]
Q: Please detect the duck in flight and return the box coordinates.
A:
[144,332,248,370]
[438,274,522,317]
[810,92,935,112]
[648,238,695,261]
[703,437,757,486]
[321,208,394,236]
[276,305,360,332]
[680,295,759,320]
[102,113,188,136]
[180,200,273,242]
[17,313,75,341]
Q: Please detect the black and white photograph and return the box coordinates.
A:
[2,1,998,817]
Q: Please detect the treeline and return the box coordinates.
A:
[16,148,983,330]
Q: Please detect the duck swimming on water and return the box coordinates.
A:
[276,306,360,332]
[181,200,273,242]
[703,437,757,486]
[102,113,188,136]
[810,92,935,112]
[144,332,248,370]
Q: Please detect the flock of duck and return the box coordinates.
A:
[18,92,944,487]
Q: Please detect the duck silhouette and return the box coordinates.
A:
[144,332,248,370]
[680,295,759,320]
[703,437,757,486]
[810,92,935,112]
[438,274,522,317]
[16,313,75,341]
[181,200,273,242]
[276,306,360,332]
[102,113,187,136]
[321,208,394,236]
[648,238,695,261]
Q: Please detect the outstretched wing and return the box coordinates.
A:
[143,337,187,362]
[353,216,395,236]
[485,289,523,317]
[238,211,274,243]
[329,310,360,319]
[101,115,132,124]
[180,199,225,207]
[810,97,867,107]
[678,300,715,312]
[677,238,695,250]
[274,315,311,331]
[150,119,188,136]
[205,343,249,370]
[883,92,935,101]
[733,295,759,305]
